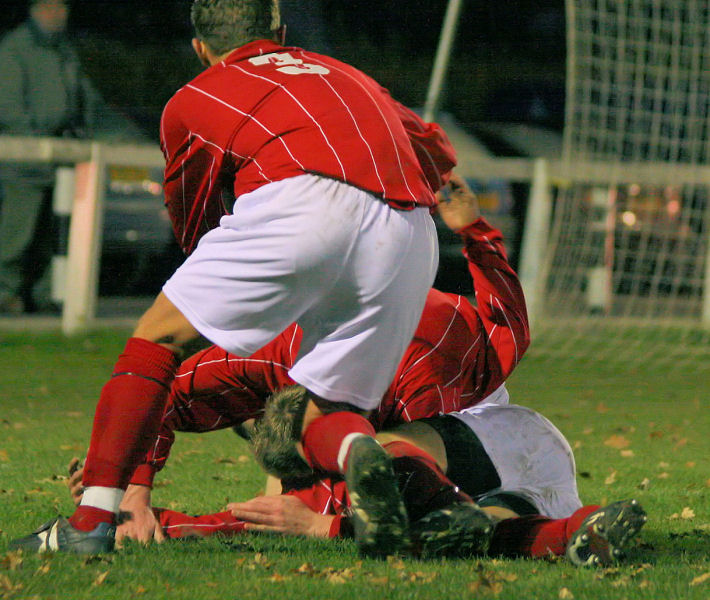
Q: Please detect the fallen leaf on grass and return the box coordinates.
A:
[0,573,23,594]
[469,578,502,595]
[247,553,272,570]
[238,455,251,463]
[0,450,8,462]
[674,437,688,449]
[649,431,664,440]
[65,411,83,418]
[468,564,516,596]
[558,587,574,599]
[59,444,83,452]
[620,450,635,458]
[690,572,710,586]
[368,576,389,585]
[610,576,631,588]
[604,435,630,449]
[397,570,438,583]
[0,552,23,571]
[294,563,317,575]
[582,427,594,435]
[35,475,68,484]
[596,402,609,413]
[269,573,288,583]
[685,461,696,468]
[134,585,147,595]
[658,461,670,468]
[92,571,109,586]
[669,507,695,520]
[35,563,50,575]
[604,470,617,485]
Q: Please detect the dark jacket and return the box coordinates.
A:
[0,19,104,182]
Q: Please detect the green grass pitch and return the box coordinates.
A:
[0,330,708,599]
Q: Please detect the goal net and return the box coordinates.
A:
[534,0,710,368]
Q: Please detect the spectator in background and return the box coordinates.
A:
[0,0,141,314]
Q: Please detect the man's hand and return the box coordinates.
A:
[67,458,84,506]
[116,484,165,545]
[436,172,480,231]
[227,495,334,538]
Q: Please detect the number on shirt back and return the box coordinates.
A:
[249,52,330,75]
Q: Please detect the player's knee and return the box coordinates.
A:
[133,292,200,352]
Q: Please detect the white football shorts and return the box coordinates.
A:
[163,174,438,410]
[450,401,582,519]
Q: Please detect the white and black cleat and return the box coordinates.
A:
[565,499,647,567]
[9,516,115,554]
[345,436,410,558]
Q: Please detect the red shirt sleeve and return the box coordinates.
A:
[130,325,302,487]
[458,217,530,390]
[160,97,234,254]
[392,98,457,192]
[374,218,530,428]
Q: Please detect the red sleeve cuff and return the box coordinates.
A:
[129,464,157,488]
[455,217,500,238]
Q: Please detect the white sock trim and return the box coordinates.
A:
[337,432,368,473]
[80,486,124,514]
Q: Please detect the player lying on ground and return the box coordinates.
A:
[104,174,531,547]
[12,173,529,557]
[65,177,644,565]
[66,398,647,567]
[10,0,458,557]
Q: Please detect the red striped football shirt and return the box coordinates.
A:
[160,40,456,253]
[129,219,530,487]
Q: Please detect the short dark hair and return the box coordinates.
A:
[191,0,280,56]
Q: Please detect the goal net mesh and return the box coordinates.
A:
[534,0,710,368]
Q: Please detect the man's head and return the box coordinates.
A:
[191,0,280,60]
[30,0,69,35]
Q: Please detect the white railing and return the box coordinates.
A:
[2,134,710,333]
[0,135,163,333]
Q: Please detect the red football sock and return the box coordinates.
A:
[70,338,178,531]
[69,506,116,532]
[301,411,376,474]
[488,505,600,558]
[155,508,247,539]
[383,440,473,522]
